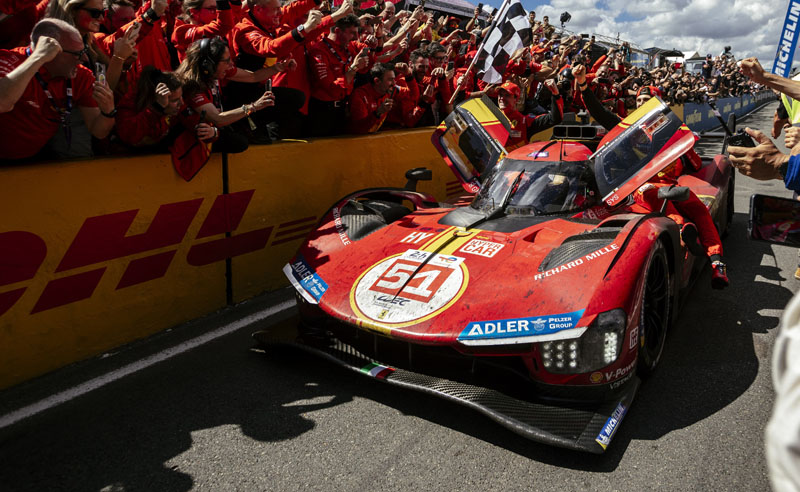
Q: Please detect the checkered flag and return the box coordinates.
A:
[475,0,532,84]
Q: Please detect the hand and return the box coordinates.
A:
[303,10,323,31]
[430,67,445,79]
[572,64,586,84]
[394,62,412,77]
[411,6,424,21]
[351,51,369,72]
[113,27,137,60]
[377,98,393,115]
[364,34,379,48]
[728,127,790,180]
[253,90,276,110]
[275,57,297,72]
[196,123,217,141]
[155,82,171,108]
[740,57,766,84]
[152,0,167,16]
[786,126,800,149]
[422,83,435,102]
[545,78,559,95]
[331,0,352,21]
[32,36,62,63]
[92,81,115,113]
[398,39,408,52]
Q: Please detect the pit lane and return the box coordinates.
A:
[0,101,791,491]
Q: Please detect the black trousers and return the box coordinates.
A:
[308,97,347,137]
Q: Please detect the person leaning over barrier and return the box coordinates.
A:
[347,62,411,134]
[173,36,285,153]
[0,18,116,162]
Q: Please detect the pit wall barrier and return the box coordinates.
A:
[0,94,773,390]
[0,129,456,390]
[682,91,776,133]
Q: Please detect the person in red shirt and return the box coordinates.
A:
[0,18,116,161]
[573,63,728,288]
[348,62,411,134]
[0,0,49,49]
[173,36,282,152]
[228,0,351,139]
[115,67,207,148]
[307,12,370,136]
[171,0,235,62]
[496,80,562,150]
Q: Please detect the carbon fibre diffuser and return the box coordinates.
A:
[253,328,639,454]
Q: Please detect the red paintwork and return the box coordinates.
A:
[290,137,733,389]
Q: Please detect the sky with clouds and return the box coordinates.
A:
[479,0,791,67]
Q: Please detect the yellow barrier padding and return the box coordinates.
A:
[227,128,456,302]
[0,154,226,389]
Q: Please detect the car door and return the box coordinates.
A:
[431,95,511,194]
[591,97,696,207]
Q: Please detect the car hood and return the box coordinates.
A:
[288,209,633,348]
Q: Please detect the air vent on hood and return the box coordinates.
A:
[538,228,621,272]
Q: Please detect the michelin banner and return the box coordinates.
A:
[682,91,775,133]
[773,0,800,77]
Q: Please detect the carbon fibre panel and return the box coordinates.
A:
[253,330,640,454]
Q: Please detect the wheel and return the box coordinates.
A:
[637,242,671,377]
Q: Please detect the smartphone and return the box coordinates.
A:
[361,47,370,56]
[95,62,106,85]
[266,79,272,92]
[477,2,483,10]
[447,60,454,71]
[419,0,426,8]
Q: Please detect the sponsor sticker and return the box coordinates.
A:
[458,309,585,344]
[629,325,638,350]
[400,231,435,244]
[459,239,505,258]
[283,255,328,304]
[605,358,636,382]
[590,372,604,384]
[595,402,627,450]
[533,244,619,281]
[351,250,468,325]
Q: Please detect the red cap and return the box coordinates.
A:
[499,81,520,97]
[448,16,460,25]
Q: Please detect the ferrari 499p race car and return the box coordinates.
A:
[257,96,734,453]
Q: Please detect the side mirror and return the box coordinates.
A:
[749,193,800,247]
[657,185,691,202]
[405,167,433,191]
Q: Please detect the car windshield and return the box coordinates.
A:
[470,158,597,216]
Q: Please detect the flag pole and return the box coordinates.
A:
[447,0,513,105]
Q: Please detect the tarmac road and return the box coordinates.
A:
[0,101,796,492]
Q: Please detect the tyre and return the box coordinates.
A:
[637,242,671,377]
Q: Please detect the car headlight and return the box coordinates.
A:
[539,309,626,374]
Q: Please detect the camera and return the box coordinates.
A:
[559,12,571,25]
[726,129,756,148]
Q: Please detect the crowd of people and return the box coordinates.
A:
[0,0,766,163]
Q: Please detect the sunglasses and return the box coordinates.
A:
[79,7,104,18]
[63,47,89,59]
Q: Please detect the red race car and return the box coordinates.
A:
[257,96,734,453]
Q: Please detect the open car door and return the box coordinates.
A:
[431,95,511,194]
[592,97,696,207]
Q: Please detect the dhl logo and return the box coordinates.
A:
[0,190,315,317]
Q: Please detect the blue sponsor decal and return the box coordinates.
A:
[457,309,585,342]
[289,255,328,302]
[595,402,628,450]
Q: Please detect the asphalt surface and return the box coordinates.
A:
[1,101,796,492]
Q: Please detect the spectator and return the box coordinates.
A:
[172,0,236,62]
[0,0,49,49]
[115,67,197,148]
[497,79,562,150]
[100,0,135,35]
[307,13,370,136]
[348,62,410,134]
[173,36,280,153]
[0,18,116,161]
[229,0,351,140]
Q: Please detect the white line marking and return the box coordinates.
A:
[0,299,295,430]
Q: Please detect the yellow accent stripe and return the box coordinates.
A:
[419,226,456,251]
[439,229,481,255]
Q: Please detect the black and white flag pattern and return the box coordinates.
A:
[475,0,532,84]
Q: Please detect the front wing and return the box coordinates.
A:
[253,328,639,454]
